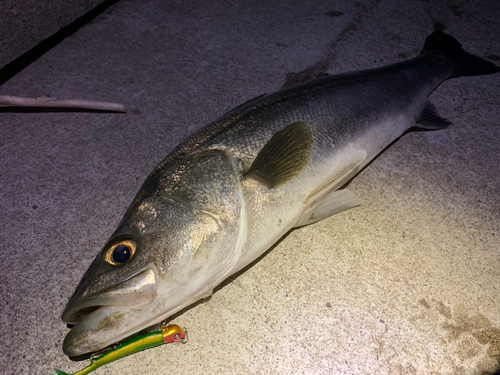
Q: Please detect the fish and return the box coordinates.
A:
[61,31,499,357]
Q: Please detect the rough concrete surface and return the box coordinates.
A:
[1,0,499,374]
[0,0,106,69]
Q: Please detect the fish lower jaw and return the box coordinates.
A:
[62,288,204,356]
[63,277,221,356]
[63,305,131,356]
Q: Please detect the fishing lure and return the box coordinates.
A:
[55,324,187,375]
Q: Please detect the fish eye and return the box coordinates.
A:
[103,239,136,266]
[112,245,131,264]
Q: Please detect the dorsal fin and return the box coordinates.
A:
[245,121,313,188]
[231,93,267,111]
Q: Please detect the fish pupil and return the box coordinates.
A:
[112,245,131,264]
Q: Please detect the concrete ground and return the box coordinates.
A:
[0,0,107,69]
[1,0,499,374]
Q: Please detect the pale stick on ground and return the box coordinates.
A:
[0,95,126,112]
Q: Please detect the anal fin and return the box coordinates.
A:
[416,100,452,130]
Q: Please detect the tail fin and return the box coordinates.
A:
[421,31,500,77]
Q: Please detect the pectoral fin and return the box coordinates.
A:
[245,120,313,188]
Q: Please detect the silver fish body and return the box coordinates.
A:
[61,32,499,356]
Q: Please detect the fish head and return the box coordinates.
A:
[62,158,242,357]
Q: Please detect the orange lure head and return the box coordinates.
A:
[161,324,188,344]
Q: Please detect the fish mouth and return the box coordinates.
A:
[62,268,158,356]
